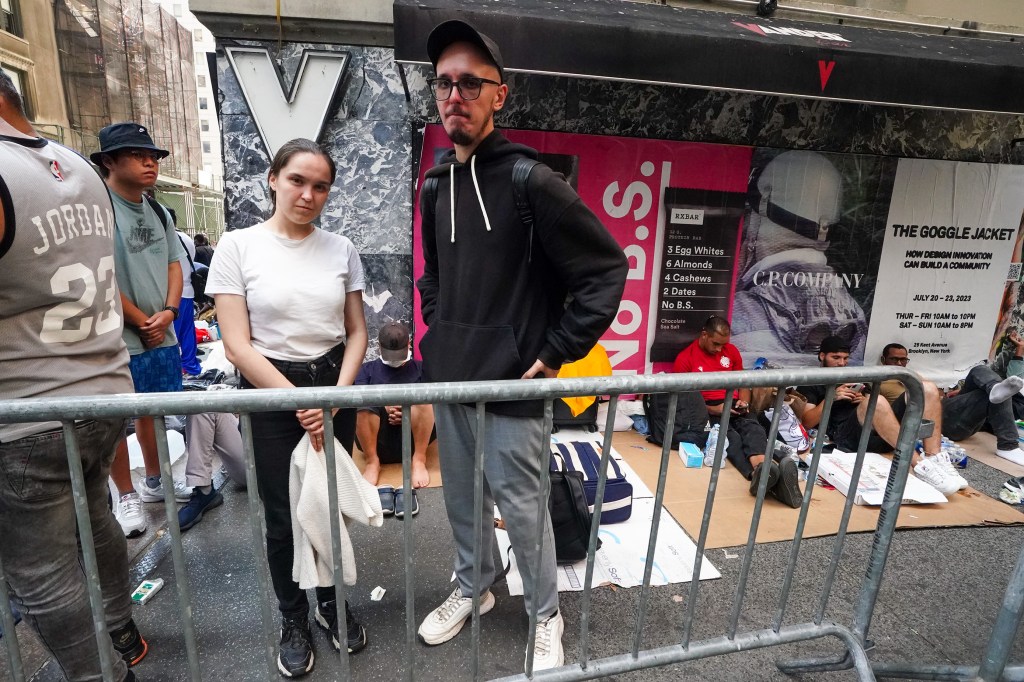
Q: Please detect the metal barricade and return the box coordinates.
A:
[0,366,946,681]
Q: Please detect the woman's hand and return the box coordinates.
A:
[297,408,325,450]
[296,407,340,451]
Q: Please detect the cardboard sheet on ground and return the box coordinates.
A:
[612,431,1024,549]
[498,498,720,595]
[956,431,1024,478]
[818,450,948,505]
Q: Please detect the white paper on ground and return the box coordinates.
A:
[125,430,188,489]
[818,449,947,505]
[499,497,720,596]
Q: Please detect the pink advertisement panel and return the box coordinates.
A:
[413,125,753,375]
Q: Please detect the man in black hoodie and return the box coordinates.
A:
[415,20,628,673]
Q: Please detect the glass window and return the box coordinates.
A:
[197,74,206,88]
[199,97,208,110]
[193,28,203,42]
[173,4,182,17]
[200,119,209,132]
[202,141,211,154]
[1,64,30,117]
[0,0,22,37]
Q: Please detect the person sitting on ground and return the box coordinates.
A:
[178,412,247,531]
[878,343,1024,467]
[355,322,434,498]
[673,316,803,508]
[990,329,1024,420]
[797,336,967,496]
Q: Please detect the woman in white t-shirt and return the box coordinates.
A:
[206,138,368,675]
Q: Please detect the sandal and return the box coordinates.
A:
[378,485,396,516]
[394,487,419,519]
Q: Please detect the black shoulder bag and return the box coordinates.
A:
[548,453,600,564]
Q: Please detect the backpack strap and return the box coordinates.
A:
[512,157,540,261]
[421,175,439,225]
[143,195,171,231]
[176,233,197,275]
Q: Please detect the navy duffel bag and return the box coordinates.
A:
[550,441,633,524]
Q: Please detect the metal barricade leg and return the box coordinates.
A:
[321,411,352,680]
[239,413,279,679]
[471,401,487,682]
[153,417,202,680]
[402,403,417,682]
[61,420,117,682]
[0,552,26,682]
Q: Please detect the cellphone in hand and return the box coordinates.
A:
[845,383,865,393]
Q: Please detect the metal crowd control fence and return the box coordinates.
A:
[2,365,1004,682]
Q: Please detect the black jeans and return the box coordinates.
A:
[943,364,1019,451]
[241,350,356,617]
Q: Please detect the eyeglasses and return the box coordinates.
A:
[428,76,501,101]
[884,357,910,365]
[123,150,163,163]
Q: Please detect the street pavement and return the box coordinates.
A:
[4,451,1023,681]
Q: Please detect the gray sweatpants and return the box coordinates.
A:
[184,412,246,487]
[434,403,559,619]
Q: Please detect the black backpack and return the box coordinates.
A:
[643,391,711,447]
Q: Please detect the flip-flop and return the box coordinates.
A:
[394,488,419,519]
[378,485,396,516]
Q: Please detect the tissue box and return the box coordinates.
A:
[679,442,704,468]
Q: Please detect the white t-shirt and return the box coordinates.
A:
[206,223,365,361]
[176,230,196,299]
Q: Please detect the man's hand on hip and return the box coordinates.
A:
[522,359,559,379]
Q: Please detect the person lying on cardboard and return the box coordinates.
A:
[671,316,802,508]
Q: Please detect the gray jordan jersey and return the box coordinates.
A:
[0,134,133,441]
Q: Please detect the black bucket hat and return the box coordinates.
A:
[90,122,169,165]
[426,19,504,82]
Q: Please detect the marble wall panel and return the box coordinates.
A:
[217,39,1023,354]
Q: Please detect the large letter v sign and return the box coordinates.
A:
[224,47,349,159]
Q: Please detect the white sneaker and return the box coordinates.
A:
[528,611,565,672]
[935,451,968,491]
[115,492,147,538]
[137,477,192,503]
[913,457,959,496]
[417,588,494,645]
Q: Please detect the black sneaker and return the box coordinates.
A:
[278,613,315,678]
[178,485,224,532]
[315,600,367,654]
[770,457,804,508]
[110,618,148,667]
[748,460,780,498]
[1005,476,1024,496]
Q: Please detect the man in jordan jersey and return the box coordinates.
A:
[0,71,147,680]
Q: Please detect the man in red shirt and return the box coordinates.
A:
[674,316,802,507]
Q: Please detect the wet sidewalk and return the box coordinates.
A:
[5,456,1024,681]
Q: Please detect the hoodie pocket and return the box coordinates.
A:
[421,320,523,382]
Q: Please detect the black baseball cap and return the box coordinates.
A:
[90,122,169,165]
[379,322,411,363]
[819,335,852,354]
[426,20,504,82]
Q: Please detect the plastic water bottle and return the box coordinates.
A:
[704,425,720,467]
